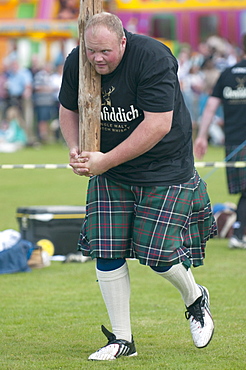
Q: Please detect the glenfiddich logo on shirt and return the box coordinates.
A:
[102,87,115,107]
[101,86,140,124]
[101,105,140,122]
[223,77,246,100]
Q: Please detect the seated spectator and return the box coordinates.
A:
[0,106,27,152]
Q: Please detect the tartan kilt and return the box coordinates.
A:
[78,171,217,267]
[225,145,246,194]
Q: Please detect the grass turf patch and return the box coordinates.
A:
[0,239,246,369]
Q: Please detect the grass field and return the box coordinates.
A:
[0,144,245,369]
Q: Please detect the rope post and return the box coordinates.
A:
[78,0,102,152]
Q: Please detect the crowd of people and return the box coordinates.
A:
[0,53,63,151]
[0,34,244,152]
[194,33,246,249]
[177,35,243,145]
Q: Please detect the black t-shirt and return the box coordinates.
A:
[212,59,246,145]
[59,30,194,186]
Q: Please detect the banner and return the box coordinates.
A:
[115,0,246,10]
[0,20,77,38]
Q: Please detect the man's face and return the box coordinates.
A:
[85,26,126,75]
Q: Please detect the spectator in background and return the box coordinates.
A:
[50,63,63,141]
[5,59,33,115]
[32,63,54,143]
[206,36,238,71]
[200,56,221,96]
[192,41,212,69]
[4,39,18,66]
[180,62,204,134]
[24,54,43,144]
[0,106,27,152]
[194,33,246,249]
[198,55,224,146]
[29,54,42,79]
[0,64,8,122]
[54,41,66,67]
[4,59,33,144]
[177,46,192,83]
[57,0,79,19]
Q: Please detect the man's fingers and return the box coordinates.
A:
[69,163,90,172]
[78,157,89,163]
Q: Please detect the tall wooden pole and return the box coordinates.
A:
[78,0,102,152]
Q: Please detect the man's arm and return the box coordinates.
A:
[75,110,173,176]
[194,96,221,159]
[59,105,79,151]
[59,105,91,176]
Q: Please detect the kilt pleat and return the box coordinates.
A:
[78,171,217,267]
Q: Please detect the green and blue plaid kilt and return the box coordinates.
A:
[78,171,217,267]
[226,145,246,194]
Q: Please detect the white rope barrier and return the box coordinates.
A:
[195,161,246,168]
[0,164,71,169]
[0,162,246,169]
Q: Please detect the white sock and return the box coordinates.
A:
[154,263,202,307]
[96,262,132,342]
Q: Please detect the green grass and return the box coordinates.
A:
[0,143,245,369]
[0,243,246,369]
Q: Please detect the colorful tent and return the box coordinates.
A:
[0,0,79,65]
[0,0,78,38]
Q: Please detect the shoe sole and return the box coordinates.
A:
[228,238,246,249]
[228,244,246,249]
[196,285,214,349]
[197,324,214,349]
[88,351,138,361]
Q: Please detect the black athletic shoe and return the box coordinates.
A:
[88,325,138,361]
